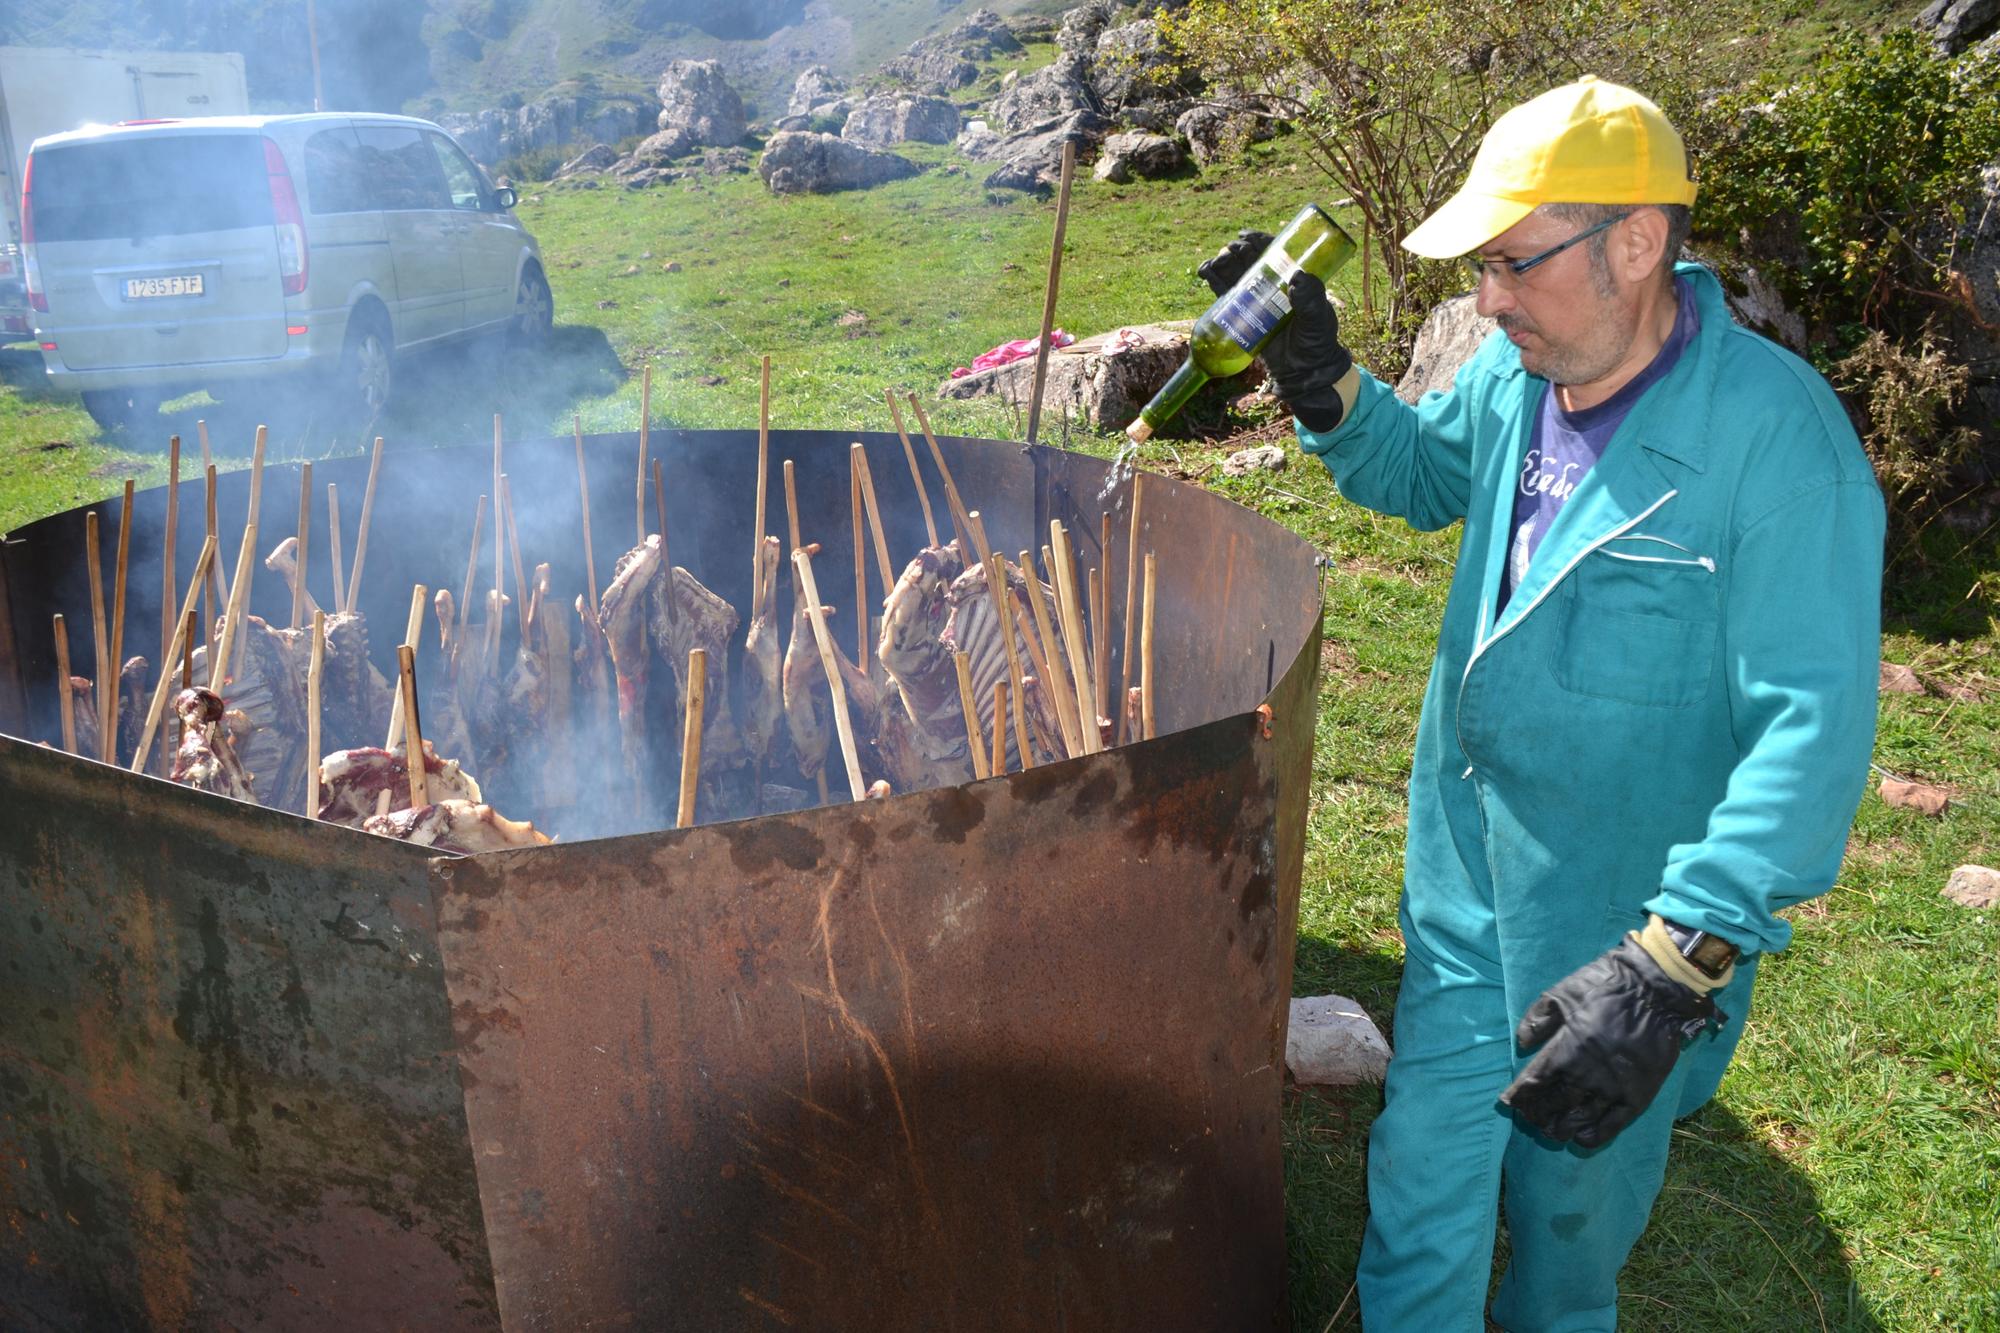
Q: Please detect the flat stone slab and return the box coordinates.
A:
[1286,994,1391,1087]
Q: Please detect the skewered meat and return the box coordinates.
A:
[361,799,551,853]
[599,536,660,785]
[116,656,148,766]
[316,743,483,826]
[232,615,310,809]
[741,535,784,768]
[532,569,577,812]
[263,537,319,618]
[940,558,1063,772]
[650,562,749,813]
[64,676,100,759]
[875,542,973,778]
[423,591,478,768]
[781,577,833,787]
[171,686,254,799]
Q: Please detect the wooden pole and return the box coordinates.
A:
[782,459,803,593]
[384,584,429,751]
[991,679,1008,777]
[130,535,218,773]
[792,547,868,801]
[636,363,651,546]
[851,451,868,672]
[851,444,894,590]
[203,463,221,668]
[85,511,110,760]
[652,457,669,570]
[398,644,427,809]
[291,462,313,630]
[1142,552,1157,741]
[1020,549,1081,758]
[1025,140,1077,445]
[953,650,989,780]
[755,355,771,573]
[1119,473,1143,741]
[491,416,505,605]
[348,435,384,612]
[227,426,268,681]
[109,479,134,758]
[457,496,487,642]
[502,475,529,643]
[161,435,180,687]
[211,522,258,693]
[326,483,346,615]
[306,610,325,816]
[907,394,987,567]
[886,391,939,547]
[677,648,706,829]
[574,415,599,607]
[1090,561,1109,727]
[987,553,1032,769]
[1050,522,1099,753]
[53,615,75,754]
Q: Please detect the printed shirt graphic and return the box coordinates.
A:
[1498,277,1700,610]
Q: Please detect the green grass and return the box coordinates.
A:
[4,12,1998,1327]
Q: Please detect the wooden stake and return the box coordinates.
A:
[291,462,313,630]
[130,535,218,773]
[161,436,180,687]
[886,391,940,547]
[243,423,268,551]
[457,496,487,642]
[398,643,427,809]
[502,475,529,644]
[1120,473,1144,741]
[850,451,868,671]
[1090,562,1109,728]
[1142,552,1157,741]
[652,457,669,569]
[1020,549,1081,758]
[953,650,989,780]
[986,553,1033,769]
[636,362,652,546]
[851,444,894,589]
[348,435,384,612]
[677,647,706,828]
[792,547,868,801]
[53,615,75,754]
[109,480,135,758]
[326,483,347,614]
[907,394,987,566]
[782,458,804,603]
[384,584,429,751]
[755,355,771,573]
[991,679,1008,776]
[1050,522,1099,753]
[1026,140,1077,445]
[85,511,110,760]
[574,415,599,607]
[212,522,258,693]
[306,610,325,817]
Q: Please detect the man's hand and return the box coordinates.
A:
[1197,230,1354,432]
[1499,936,1720,1148]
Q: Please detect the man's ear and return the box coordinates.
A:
[1614,207,1671,285]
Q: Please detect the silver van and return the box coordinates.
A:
[22,113,552,439]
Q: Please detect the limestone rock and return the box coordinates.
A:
[981,110,1111,192]
[758,132,922,195]
[938,322,1198,430]
[1397,294,1499,403]
[1223,445,1288,476]
[1879,778,1951,816]
[881,48,982,94]
[1954,159,2000,425]
[1942,863,2000,908]
[656,59,746,147]
[1721,261,1809,353]
[990,53,1102,132]
[1092,130,1186,183]
[843,93,960,147]
[1094,18,1201,122]
[1058,0,1118,56]
[787,65,845,117]
[951,8,1025,58]
[440,96,657,169]
[620,127,695,169]
[1174,100,1274,167]
[1286,995,1392,1086]
[1916,0,2000,53]
[555,143,620,179]
[1880,661,1926,695]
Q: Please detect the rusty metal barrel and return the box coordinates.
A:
[0,429,1321,1330]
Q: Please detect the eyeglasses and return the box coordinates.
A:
[1462,212,1629,285]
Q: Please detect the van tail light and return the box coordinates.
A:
[20,152,46,313]
[263,138,308,297]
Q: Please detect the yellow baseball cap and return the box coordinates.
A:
[1401,76,1697,259]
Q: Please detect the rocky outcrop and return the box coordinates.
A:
[950,8,1025,59]
[880,48,982,94]
[1057,0,1119,56]
[1093,18,1202,128]
[787,65,846,117]
[441,96,658,169]
[989,52,1102,132]
[980,110,1111,192]
[656,59,746,147]
[842,93,960,147]
[614,145,752,190]
[1092,131,1186,183]
[1174,101,1275,166]
[758,131,922,194]
[938,322,1203,430]
[1916,0,2000,53]
[554,143,621,179]
[1396,295,1498,403]
[1957,160,2000,424]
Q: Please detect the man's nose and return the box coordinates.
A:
[1473,269,1511,320]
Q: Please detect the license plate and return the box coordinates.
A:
[125,274,204,299]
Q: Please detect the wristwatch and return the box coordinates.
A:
[1661,918,1739,980]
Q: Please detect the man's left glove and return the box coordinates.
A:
[1197,230,1355,432]
[1499,925,1726,1149]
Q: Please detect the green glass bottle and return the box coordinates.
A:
[1125,203,1359,445]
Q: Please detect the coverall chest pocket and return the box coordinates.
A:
[1550,536,1720,709]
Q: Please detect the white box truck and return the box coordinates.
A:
[0,45,249,339]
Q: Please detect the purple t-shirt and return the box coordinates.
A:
[1498,277,1699,610]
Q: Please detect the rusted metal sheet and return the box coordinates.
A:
[0,739,499,1331]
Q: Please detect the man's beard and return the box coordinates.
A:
[1497,308,1632,387]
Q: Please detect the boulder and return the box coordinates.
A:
[982,110,1111,192]
[787,65,845,117]
[1880,661,1927,694]
[440,95,658,169]
[656,59,746,147]
[615,127,696,173]
[1916,0,2000,53]
[1721,260,1809,352]
[1223,445,1288,476]
[938,321,1202,430]
[1879,777,1951,816]
[1942,863,2000,908]
[554,143,620,178]
[1285,995,1392,1087]
[1397,294,1499,403]
[1058,0,1118,56]
[842,93,960,147]
[990,53,1102,132]
[880,48,982,94]
[1094,18,1202,121]
[1956,160,2000,424]
[1092,130,1186,182]
[957,118,1000,157]
[773,114,813,133]
[758,131,922,195]
[1174,101,1274,167]
[951,8,1025,58]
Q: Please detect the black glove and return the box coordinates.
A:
[1499,937,1721,1149]
[1197,230,1354,432]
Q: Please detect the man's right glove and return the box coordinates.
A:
[1197,229,1355,432]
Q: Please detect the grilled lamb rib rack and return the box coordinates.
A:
[171,686,255,799]
[316,743,483,826]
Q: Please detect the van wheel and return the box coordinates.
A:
[324,310,393,440]
[510,267,553,350]
[80,388,167,444]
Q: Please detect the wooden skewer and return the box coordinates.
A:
[1090,562,1110,728]
[501,475,529,644]
[53,615,75,754]
[754,355,771,574]
[397,644,427,809]
[224,426,268,683]
[180,610,194,688]
[161,436,180,690]
[1050,522,1100,753]
[792,547,868,801]
[291,462,313,630]
[851,444,894,590]
[348,435,384,613]
[1142,552,1157,741]
[1040,541,1085,745]
[677,647,706,828]
[85,511,110,760]
[953,650,990,780]
[991,679,1008,776]
[1025,140,1077,445]
[491,417,504,604]
[1019,548,1081,758]
[652,457,670,574]
[306,610,325,817]
[384,584,429,751]
[212,522,259,693]
[129,535,218,773]
[109,480,135,759]
[203,464,222,666]
[574,415,599,607]
[326,483,347,614]
[782,458,804,603]
[636,362,652,546]
[907,394,988,567]
[850,452,868,672]
[986,553,1033,769]
[885,391,939,547]
[1119,473,1144,742]
[457,496,486,642]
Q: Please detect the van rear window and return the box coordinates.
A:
[29,136,273,242]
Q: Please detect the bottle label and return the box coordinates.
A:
[1212,274,1290,354]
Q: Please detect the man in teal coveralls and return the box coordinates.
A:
[1198,78,1884,1328]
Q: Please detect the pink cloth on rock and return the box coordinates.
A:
[951,330,1076,378]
